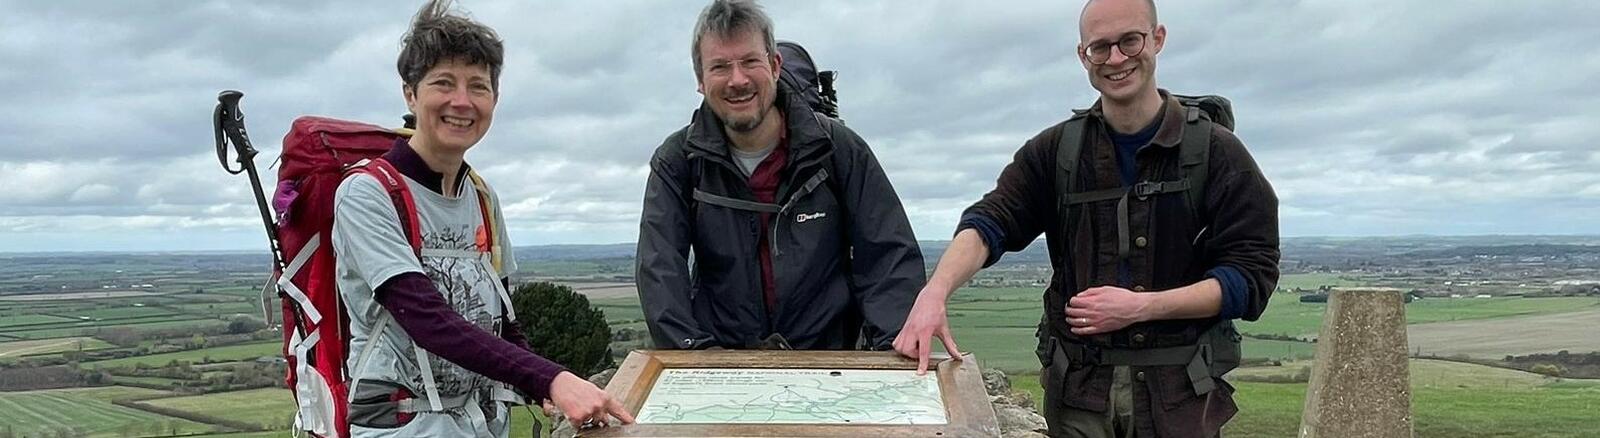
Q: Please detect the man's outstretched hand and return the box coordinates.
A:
[893,286,963,375]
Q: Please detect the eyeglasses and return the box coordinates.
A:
[1082,32,1149,65]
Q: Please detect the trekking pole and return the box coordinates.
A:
[214,90,286,271]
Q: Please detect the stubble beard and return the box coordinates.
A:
[723,103,770,133]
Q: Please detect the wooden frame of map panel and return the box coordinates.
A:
[585,350,1001,438]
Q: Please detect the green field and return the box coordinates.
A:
[8,317,226,340]
[0,386,213,438]
[14,314,207,332]
[1406,297,1600,324]
[0,336,114,359]
[527,259,632,278]
[69,306,182,320]
[171,301,264,316]
[142,388,295,430]
[1240,296,1600,338]
[112,375,193,388]
[0,313,76,328]
[87,342,281,368]
[1241,338,1318,361]
[186,432,287,438]
[593,297,646,324]
[1276,272,1364,291]
[132,388,558,438]
[1011,359,1600,437]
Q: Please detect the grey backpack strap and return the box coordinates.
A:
[1178,106,1213,231]
[1054,114,1091,245]
[692,189,782,213]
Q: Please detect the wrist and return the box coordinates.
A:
[918,282,954,305]
[553,370,579,386]
[1134,291,1161,323]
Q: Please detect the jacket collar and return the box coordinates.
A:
[382,137,471,196]
[1083,89,1186,149]
[685,80,832,163]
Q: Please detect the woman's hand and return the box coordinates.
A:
[546,371,635,428]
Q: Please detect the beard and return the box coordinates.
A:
[716,88,774,133]
[723,107,768,133]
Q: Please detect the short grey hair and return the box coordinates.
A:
[690,0,777,80]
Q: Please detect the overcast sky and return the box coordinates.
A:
[2,0,1598,252]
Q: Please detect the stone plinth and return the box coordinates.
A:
[1299,287,1413,438]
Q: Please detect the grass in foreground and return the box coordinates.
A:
[0,386,213,438]
[1239,295,1600,338]
[140,387,295,430]
[1012,359,1600,438]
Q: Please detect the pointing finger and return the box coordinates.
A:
[606,397,635,424]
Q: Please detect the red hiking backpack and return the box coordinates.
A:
[271,116,505,438]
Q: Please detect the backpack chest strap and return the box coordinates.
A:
[1064,176,1191,261]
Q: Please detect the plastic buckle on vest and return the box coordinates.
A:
[1134,181,1163,199]
[1073,342,1103,367]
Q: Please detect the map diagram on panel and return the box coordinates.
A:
[635,368,947,425]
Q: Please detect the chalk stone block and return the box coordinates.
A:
[1299,287,1413,438]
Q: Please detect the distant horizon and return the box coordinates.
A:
[5,233,1600,255]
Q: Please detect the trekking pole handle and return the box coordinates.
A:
[213,90,286,270]
[215,90,258,175]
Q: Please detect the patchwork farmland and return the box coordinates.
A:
[2,238,1599,437]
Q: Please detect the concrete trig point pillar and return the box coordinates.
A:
[1299,287,1413,438]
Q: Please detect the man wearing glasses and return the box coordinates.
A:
[895,0,1280,436]
[636,0,924,352]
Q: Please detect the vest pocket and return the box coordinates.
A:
[1146,367,1237,437]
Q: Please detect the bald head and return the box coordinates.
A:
[1080,0,1157,39]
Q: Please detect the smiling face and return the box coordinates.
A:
[403,58,497,155]
[1078,0,1165,106]
[696,28,781,133]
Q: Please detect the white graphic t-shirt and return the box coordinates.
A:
[332,172,518,438]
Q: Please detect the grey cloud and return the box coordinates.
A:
[5,0,1600,251]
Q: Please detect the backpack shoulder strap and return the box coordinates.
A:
[346,158,423,259]
[465,169,503,275]
[465,169,518,325]
[1054,113,1092,243]
[1178,105,1213,227]
[685,151,705,212]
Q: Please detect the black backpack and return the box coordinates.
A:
[1053,95,1234,260]
[776,41,841,120]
